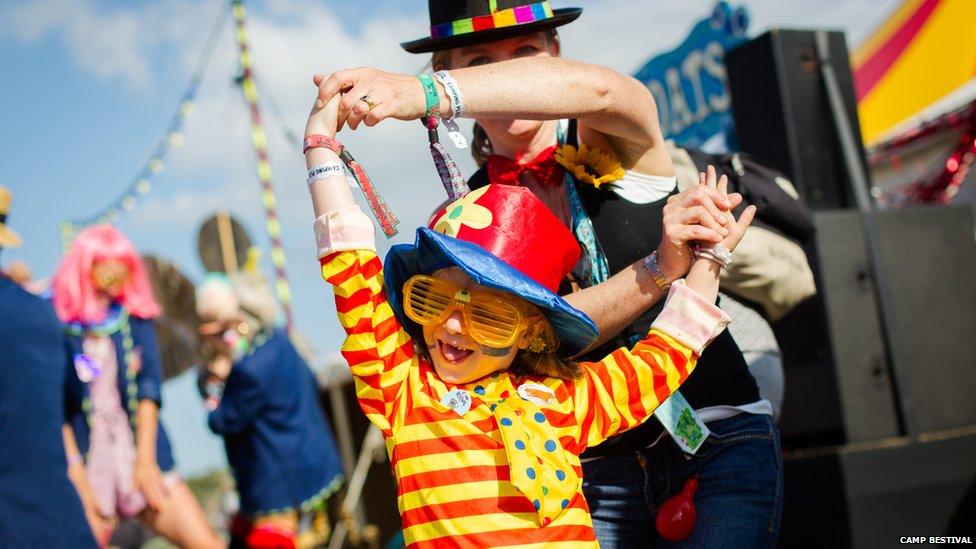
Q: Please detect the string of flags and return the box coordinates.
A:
[231,0,296,331]
[58,4,228,252]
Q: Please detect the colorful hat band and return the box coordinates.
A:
[431,1,554,39]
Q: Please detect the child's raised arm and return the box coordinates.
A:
[305,80,413,437]
[571,166,754,449]
[306,76,356,217]
[684,165,755,303]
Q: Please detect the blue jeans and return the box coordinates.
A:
[582,413,783,548]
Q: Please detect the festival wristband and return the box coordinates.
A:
[417,73,440,116]
[303,134,343,155]
[434,70,465,119]
[307,162,345,188]
[304,135,399,237]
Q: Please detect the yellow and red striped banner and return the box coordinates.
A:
[853,0,976,144]
[232,0,295,331]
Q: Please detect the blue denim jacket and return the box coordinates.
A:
[0,276,96,547]
[63,310,175,471]
[208,330,343,515]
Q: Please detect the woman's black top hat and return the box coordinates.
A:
[401,0,581,54]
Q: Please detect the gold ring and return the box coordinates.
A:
[359,95,376,112]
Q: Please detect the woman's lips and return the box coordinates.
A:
[439,339,474,363]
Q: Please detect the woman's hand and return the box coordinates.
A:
[313,68,430,131]
[134,456,169,513]
[655,173,743,282]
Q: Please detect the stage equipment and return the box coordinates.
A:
[779,206,976,444]
[780,430,976,546]
[725,29,866,210]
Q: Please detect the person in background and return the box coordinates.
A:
[53,224,222,548]
[311,1,782,545]
[196,272,344,549]
[0,185,97,548]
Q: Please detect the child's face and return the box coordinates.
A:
[420,267,538,385]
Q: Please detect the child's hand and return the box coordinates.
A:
[700,165,755,252]
[306,75,343,139]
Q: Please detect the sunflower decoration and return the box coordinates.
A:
[554,143,626,189]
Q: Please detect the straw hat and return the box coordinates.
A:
[0,186,22,248]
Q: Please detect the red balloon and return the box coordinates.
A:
[656,476,699,541]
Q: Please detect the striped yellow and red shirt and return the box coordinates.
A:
[320,242,729,548]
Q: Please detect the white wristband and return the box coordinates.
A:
[434,70,465,119]
[307,162,344,188]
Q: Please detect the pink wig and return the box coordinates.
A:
[52,225,161,324]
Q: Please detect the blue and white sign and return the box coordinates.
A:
[633,2,749,151]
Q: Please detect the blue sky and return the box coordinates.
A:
[0,0,897,475]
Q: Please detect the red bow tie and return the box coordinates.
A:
[486,146,563,188]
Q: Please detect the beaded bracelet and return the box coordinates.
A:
[641,251,672,291]
[692,244,733,268]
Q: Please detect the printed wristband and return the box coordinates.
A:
[307,162,345,188]
[417,73,441,116]
[303,134,343,155]
[434,70,465,119]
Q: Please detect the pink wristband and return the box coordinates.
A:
[303,134,343,155]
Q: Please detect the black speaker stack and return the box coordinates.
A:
[725,29,976,545]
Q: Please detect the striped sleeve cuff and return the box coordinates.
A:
[313,207,376,258]
[651,280,731,355]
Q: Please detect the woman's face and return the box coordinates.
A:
[91,258,130,299]
[420,267,536,385]
[443,32,558,142]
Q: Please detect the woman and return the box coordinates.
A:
[312,2,782,546]
[53,225,222,548]
[196,273,344,549]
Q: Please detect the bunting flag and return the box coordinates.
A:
[231,0,295,332]
[853,0,976,145]
[59,5,227,251]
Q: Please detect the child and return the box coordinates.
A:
[305,92,753,547]
[53,225,222,548]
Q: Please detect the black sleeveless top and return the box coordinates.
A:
[468,132,760,457]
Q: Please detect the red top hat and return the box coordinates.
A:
[384,184,597,356]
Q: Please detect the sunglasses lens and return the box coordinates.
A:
[403,276,526,349]
[467,297,521,347]
[405,277,453,324]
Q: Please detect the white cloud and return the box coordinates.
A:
[0,0,220,90]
